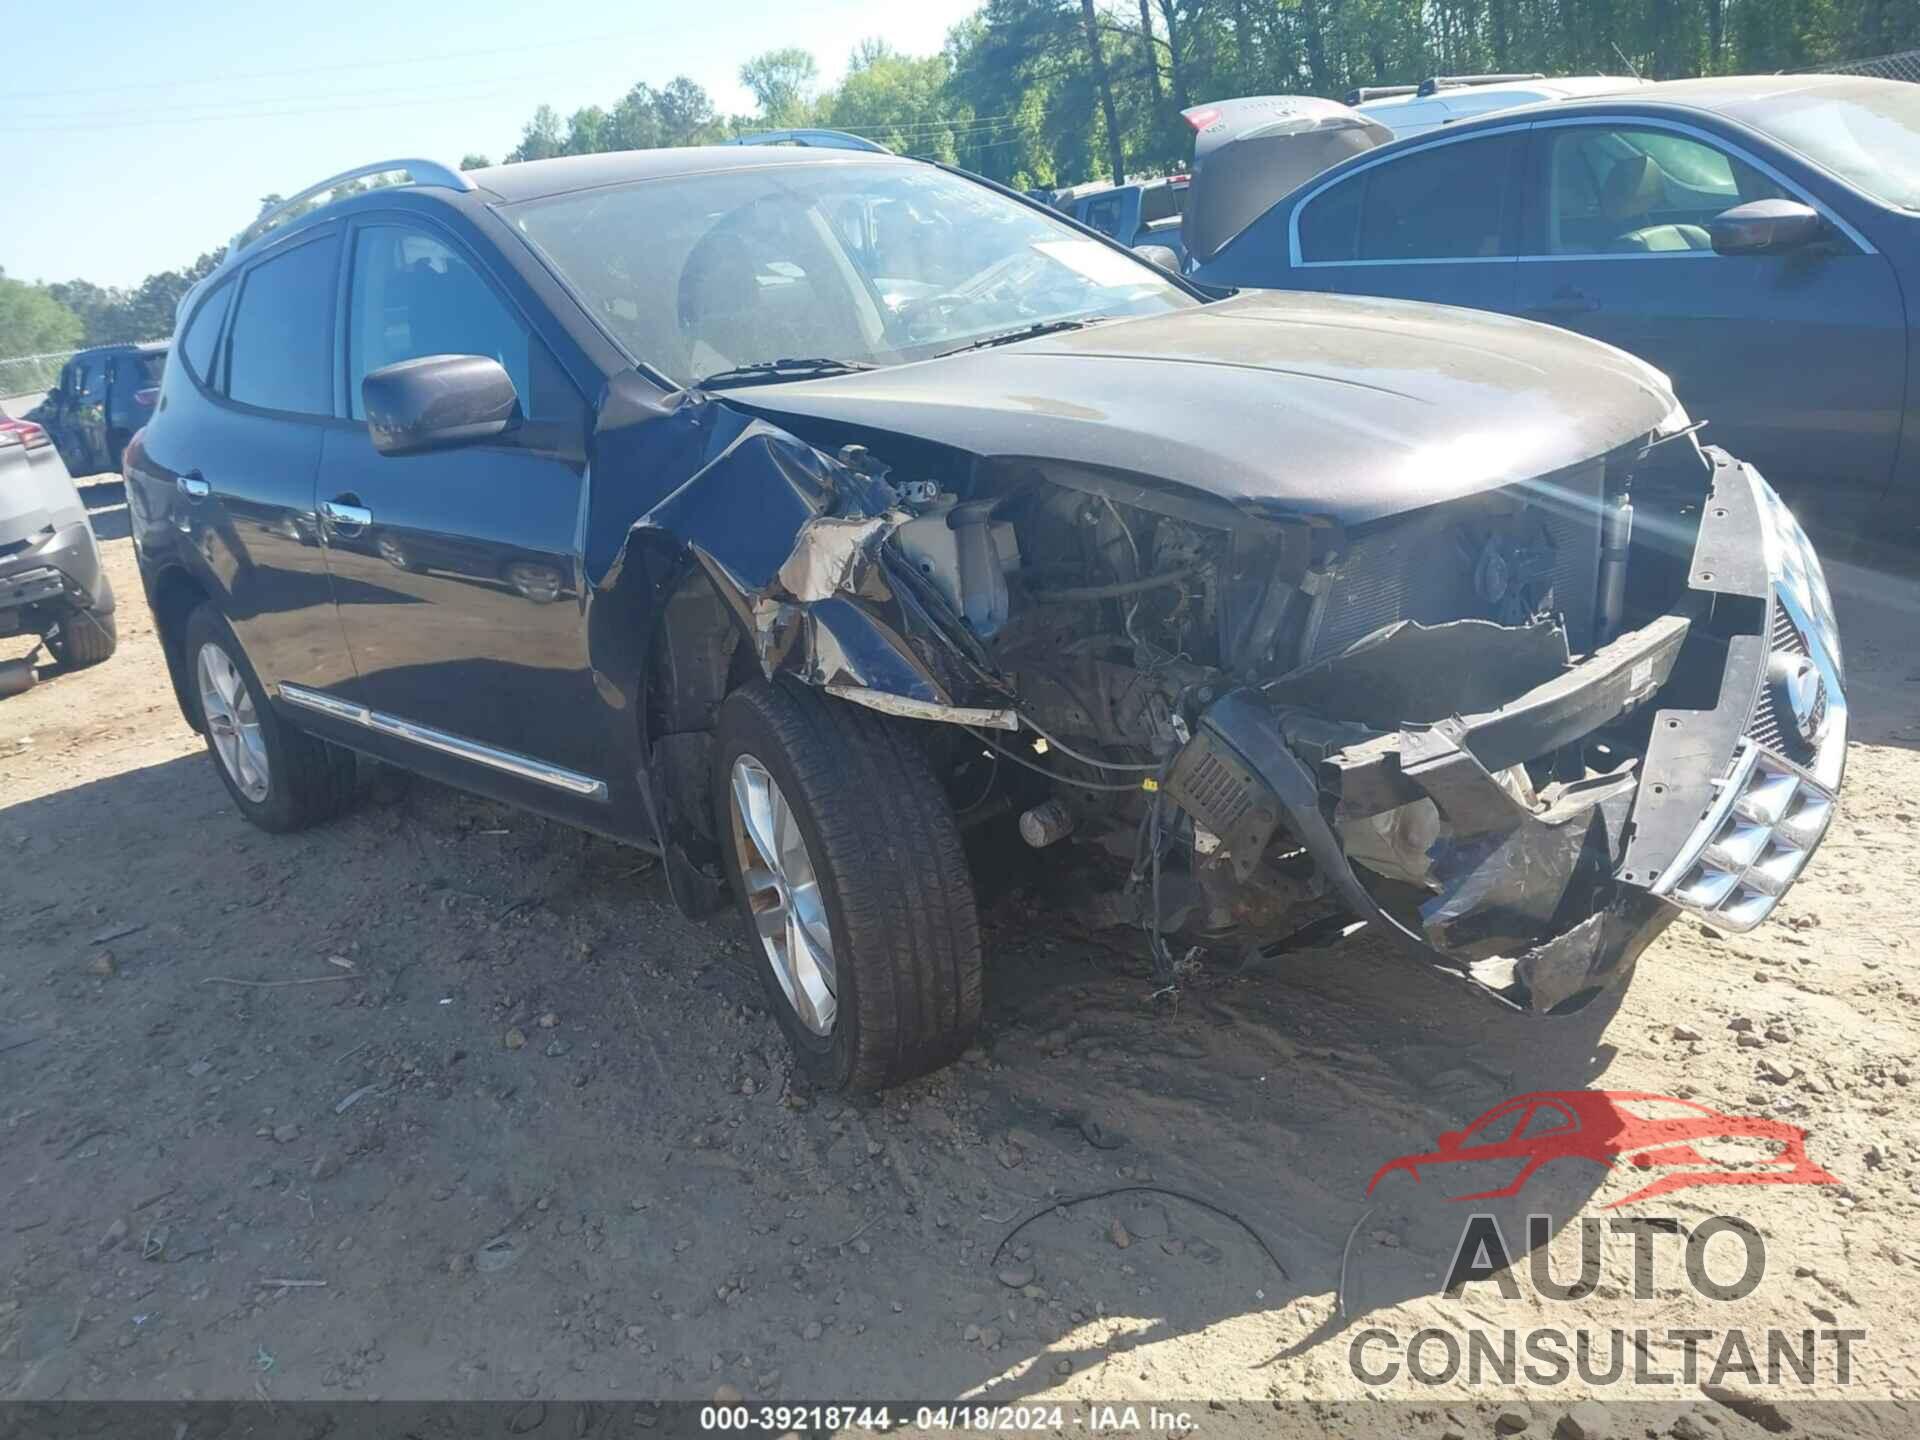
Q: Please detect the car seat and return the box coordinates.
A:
[1603,153,1711,253]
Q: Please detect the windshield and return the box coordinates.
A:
[1732,82,1920,212]
[507,161,1192,386]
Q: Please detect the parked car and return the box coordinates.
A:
[1346,72,1646,138]
[31,342,167,478]
[128,149,1844,1090]
[0,405,118,672]
[1187,74,1920,534]
[1054,175,1190,260]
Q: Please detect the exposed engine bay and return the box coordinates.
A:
[843,432,1679,1001]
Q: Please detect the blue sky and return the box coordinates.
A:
[3,0,979,288]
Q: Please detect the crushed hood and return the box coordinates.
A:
[730,290,1677,527]
[1181,96,1394,264]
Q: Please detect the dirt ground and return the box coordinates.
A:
[2,480,1917,1436]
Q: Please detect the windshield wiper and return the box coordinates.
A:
[696,357,877,389]
[933,317,1108,359]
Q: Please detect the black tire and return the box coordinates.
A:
[713,679,983,1091]
[183,603,358,833]
[47,609,117,669]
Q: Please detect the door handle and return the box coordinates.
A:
[177,471,210,500]
[1531,287,1600,316]
[321,497,373,534]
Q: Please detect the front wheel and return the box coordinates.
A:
[713,680,982,1091]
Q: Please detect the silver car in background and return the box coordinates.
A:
[0,406,118,687]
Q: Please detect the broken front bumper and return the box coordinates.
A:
[1166,452,1846,1014]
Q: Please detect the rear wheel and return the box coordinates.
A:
[183,603,358,833]
[714,680,982,1091]
[47,609,117,669]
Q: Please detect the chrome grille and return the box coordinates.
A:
[1655,742,1834,931]
[1745,602,1821,766]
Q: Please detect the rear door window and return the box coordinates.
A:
[1081,193,1125,237]
[1355,133,1522,261]
[224,233,339,415]
[1298,134,1521,263]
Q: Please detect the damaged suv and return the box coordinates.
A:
[126,149,1845,1090]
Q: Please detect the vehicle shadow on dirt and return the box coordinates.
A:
[930,853,1633,1399]
[0,749,1707,1403]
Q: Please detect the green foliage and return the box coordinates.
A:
[739,47,821,127]
[0,271,83,358]
[819,41,970,160]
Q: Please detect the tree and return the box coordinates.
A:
[459,153,493,171]
[819,41,967,159]
[1079,0,1128,183]
[0,271,82,358]
[657,75,719,142]
[508,104,566,163]
[739,47,820,126]
[563,105,611,155]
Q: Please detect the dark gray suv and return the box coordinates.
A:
[127,150,1845,1090]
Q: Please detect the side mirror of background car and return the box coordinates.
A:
[363,354,518,458]
[1709,198,1825,256]
[1132,243,1182,273]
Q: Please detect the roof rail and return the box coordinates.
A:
[725,128,892,154]
[1417,72,1547,96]
[1346,84,1420,104]
[229,158,475,257]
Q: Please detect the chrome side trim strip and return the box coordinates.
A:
[277,683,610,801]
[826,684,1019,731]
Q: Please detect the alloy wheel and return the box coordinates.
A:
[727,754,837,1036]
[196,641,270,803]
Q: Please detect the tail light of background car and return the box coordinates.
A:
[0,419,50,450]
[133,388,160,408]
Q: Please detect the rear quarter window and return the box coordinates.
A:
[1299,178,1364,262]
[178,279,233,386]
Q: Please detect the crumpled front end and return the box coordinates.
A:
[1162,447,1845,1013]
[607,372,1842,1010]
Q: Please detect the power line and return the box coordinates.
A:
[0,27,658,101]
[6,66,604,122]
[2,91,535,135]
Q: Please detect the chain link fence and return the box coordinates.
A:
[1819,48,1920,81]
[0,350,75,414]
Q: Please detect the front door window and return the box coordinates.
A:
[1541,125,1786,255]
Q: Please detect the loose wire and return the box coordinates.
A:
[1014,713,1163,772]
[963,728,1146,793]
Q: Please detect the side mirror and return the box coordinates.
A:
[1133,243,1182,273]
[363,354,517,458]
[1709,198,1824,256]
